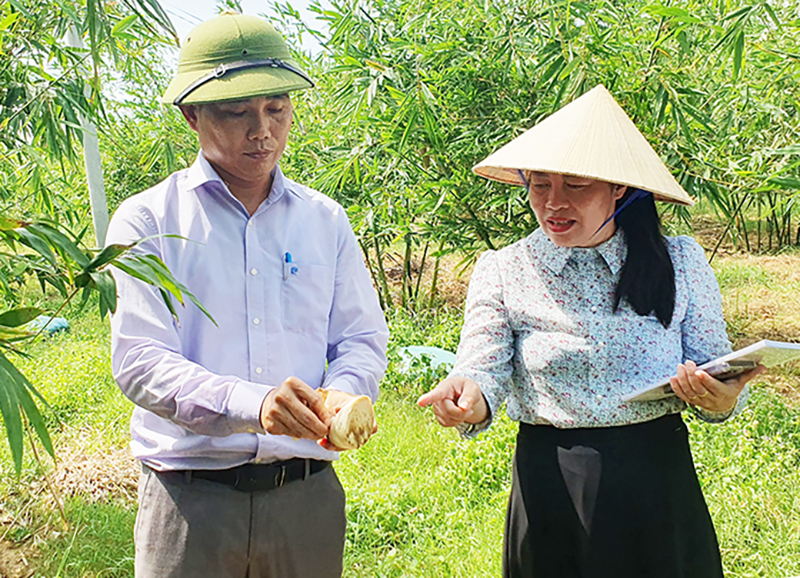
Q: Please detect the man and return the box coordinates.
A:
[106,13,388,577]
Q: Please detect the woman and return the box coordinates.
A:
[418,85,763,578]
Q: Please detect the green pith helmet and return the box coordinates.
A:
[162,13,314,105]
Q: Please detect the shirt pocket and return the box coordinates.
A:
[281,263,334,334]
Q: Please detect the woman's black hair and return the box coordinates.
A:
[613,189,675,328]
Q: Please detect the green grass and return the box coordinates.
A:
[0,304,798,577]
[35,499,136,578]
[689,388,800,577]
[714,261,777,292]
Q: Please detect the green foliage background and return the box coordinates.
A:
[1,0,800,575]
[274,0,800,302]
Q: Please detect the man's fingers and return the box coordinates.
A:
[296,385,333,423]
[282,377,333,427]
[268,382,329,439]
[268,405,324,439]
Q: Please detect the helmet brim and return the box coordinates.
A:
[162,63,313,105]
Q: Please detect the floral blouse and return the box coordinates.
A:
[451,228,747,431]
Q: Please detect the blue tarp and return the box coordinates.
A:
[398,345,457,373]
[27,315,70,335]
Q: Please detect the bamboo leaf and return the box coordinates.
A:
[641,6,702,24]
[84,243,131,272]
[25,223,90,267]
[0,12,20,32]
[0,360,24,474]
[90,270,117,317]
[0,351,53,459]
[113,255,217,325]
[0,326,35,343]
[733,31,745,78]
[767,176,800,189]
[0,307,44,328]
[111,14,138,37]
[771,144,800,155]
[558,56,582,81]
[14,228,57,266]
[762,3,781,28]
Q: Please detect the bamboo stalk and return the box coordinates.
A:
[414,240,430,304]
[737,195,753,252]
[359,239,385,310]
[401,232,412,309]
[710,193,749,263]
[428,241,444,310]
[757,197,762,252]
[371,223,393,309]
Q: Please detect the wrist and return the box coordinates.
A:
[716,398,738,414]
[259,390,276,429]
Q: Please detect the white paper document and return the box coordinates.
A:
[621,340,800,403]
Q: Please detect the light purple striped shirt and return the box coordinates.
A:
[107,154,388,471]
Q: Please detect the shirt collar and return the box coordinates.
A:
[531,227,626,276]
[184,152,305,209]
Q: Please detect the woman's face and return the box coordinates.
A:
[527,172,627,247]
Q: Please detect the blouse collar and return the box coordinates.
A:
[530,227,626,276]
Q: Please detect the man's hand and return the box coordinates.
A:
[670,360,765,413]
[260,377,333,440]
[417,376,488,427]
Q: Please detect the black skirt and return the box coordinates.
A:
[504,413,724,578]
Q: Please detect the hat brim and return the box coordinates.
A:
[473,165,695,207]
[162,64,313,105]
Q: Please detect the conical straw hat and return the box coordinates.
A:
[472,85,693,206]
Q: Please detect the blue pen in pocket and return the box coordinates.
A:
[283,252,292,280]
[283,252,299,280]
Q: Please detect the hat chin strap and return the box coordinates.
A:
[173,58,314,105]
[591,188,651,238]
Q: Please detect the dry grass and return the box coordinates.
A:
[378,251,472,310]
[715,253,800,346]
[713,251,800,405]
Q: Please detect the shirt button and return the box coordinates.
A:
[596,395,603,402]
[590,306,598,313]
[253,318,260,326]
[247,221,253,228]
[255,367,263,375]
[597,341,605,348]
[250,268,258,276]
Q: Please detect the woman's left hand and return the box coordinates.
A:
[670,360,765,413]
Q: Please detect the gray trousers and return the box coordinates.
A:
[134,463,346,578]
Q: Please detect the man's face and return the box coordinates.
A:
[181,96,293,190]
